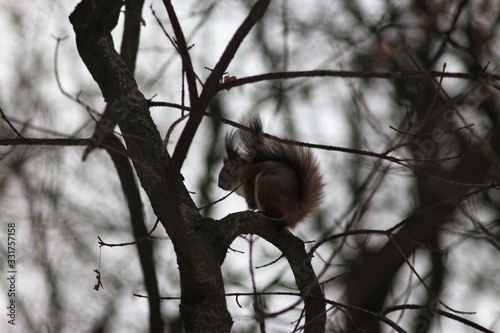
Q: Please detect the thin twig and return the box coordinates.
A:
[0,138,92,146]
[151,100,495,189]
[164,113,190,146]
[0,107,25,139]
[198,184,243,211]
[308,182,500,258]
[98,218,161,248]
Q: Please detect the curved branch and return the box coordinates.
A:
[215,211,326,333]
[82,0,145,160]
[70,1,236,332]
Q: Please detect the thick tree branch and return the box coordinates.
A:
[121,0,145,74]
[104,133,163,333]
[215,212,326,333]
[70,1,232,332]
[84,1,165,331]
[82,0,146,160]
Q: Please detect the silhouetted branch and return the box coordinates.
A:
[219,69,500,90]
[217,211,326,333]
[0,138,92,146]
[165,0,272,183]
[98,219,160,248]
[383,304,494,333]
[0,107,25,139]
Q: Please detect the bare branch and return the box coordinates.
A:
[0,107,26,139]
[97,219,160,248]
[0,138,91,146]
[219,69,500,90]
[165,0,272,184]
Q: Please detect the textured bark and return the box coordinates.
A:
[70,1,233,332]
[105,134,163,333]
[70,1,324,332]
[217,212,327,333]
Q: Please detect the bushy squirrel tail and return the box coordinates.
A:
[239,116,324,227]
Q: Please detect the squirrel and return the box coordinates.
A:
[218,116,324,229]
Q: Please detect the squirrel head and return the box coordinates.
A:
[219,131,244,192]
[218,159,242,192]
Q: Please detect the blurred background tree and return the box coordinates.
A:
[0,0,499,332]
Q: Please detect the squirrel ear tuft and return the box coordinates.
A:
[224,131,240,161]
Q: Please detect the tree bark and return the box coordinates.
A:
[70,1,325,332]
[70,1,233,332]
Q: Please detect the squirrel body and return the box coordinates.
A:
[218,116,324,229]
